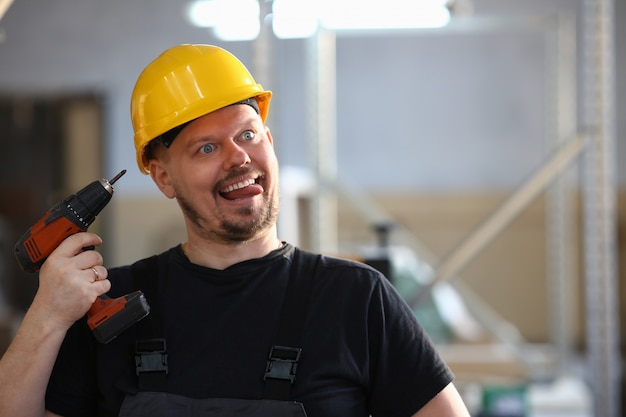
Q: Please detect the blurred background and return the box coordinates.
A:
[0,0,624,416]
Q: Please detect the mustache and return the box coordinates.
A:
[218,166,265,186]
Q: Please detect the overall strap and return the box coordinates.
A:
[263,248,320,401]
[131,252,169,392]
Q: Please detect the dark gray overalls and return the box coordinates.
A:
[117,249,316,417]
[118,394,307,416]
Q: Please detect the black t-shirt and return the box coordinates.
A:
[46,244,453,417]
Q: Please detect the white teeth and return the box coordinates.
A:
[222,178,256,193]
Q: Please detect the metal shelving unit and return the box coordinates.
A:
[258,0,621,415]
[580,1,621,416]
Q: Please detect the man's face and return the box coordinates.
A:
[149,104,280,244]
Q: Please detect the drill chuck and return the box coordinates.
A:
[63,179,114,229]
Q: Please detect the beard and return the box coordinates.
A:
[176,187,280,243]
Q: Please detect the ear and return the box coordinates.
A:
[149,159,176,199]
[265,127,273,146]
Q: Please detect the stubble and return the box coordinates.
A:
[176,188,279,243]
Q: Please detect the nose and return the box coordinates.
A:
[222,141,251,171]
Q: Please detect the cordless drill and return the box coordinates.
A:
[14,170,150,344]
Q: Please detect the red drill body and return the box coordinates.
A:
[14,170,150,343]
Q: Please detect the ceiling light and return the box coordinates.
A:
[319,0,451,30]
[272,0,319,39]
[186,0,260,41]
[186,0,451,41]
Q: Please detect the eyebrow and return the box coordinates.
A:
[184,114,262,145]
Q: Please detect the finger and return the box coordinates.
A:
[56,232,103,257]
[87,267,98,283]
[73,249,105,272]
[89,265,108,282]
[91,278,112,294]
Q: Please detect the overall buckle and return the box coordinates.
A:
[264,345,302,383]
[135,338,168,375]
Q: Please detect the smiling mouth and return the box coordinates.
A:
[219,176,264,200]
[220,178,257,194]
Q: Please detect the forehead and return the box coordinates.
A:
[186,104,261,133]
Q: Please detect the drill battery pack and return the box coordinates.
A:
[88,291,150,344]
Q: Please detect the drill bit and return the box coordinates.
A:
[109,169,127,185]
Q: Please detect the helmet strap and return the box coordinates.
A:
[231,97,260,115]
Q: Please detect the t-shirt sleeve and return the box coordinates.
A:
[45,315,100,416]
[367,275,454,417]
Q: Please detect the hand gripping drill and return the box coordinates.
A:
[14,170,150,343]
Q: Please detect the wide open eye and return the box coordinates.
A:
[241,130,255,141]
[199,143,216,154]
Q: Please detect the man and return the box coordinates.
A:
[0,44,469,417]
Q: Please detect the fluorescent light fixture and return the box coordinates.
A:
[319,0,450,30]
[186,0,219,27]
[187,0,450,41]
[186,0,260,41]
[272,0,319,39]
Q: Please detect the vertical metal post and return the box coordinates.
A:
[306,29,338,254]
[580,1,621,416]
[545,12,579,376]
[253,0,274,116]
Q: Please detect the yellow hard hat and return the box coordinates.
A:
[131,44,272,174]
